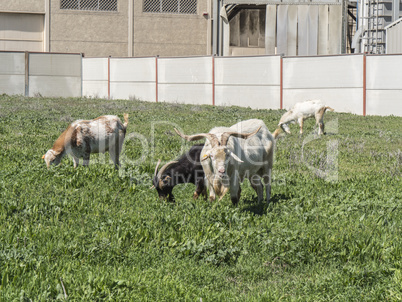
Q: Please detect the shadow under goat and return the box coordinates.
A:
[152,144,206,202]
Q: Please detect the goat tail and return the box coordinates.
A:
[272,128,282,139]
[123,113,129,128]
[325,106,334,112]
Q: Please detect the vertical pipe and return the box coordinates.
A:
[363,53,366,116]
[280,55,283,110]
[44,0,50,52]
[25,51,29,97]
[108,56,111,100]
[155,56,158,103]
[128,0,134,57]
[212,0,219,55]
[393,0,400,22]
[212,55,215,106]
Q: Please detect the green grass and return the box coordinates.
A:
[0,94,401,301]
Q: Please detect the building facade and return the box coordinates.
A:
[0,0,211,57]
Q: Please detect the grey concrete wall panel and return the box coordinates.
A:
[366,55,402,116]
[328,5,341,54]
[29,53,81,97]
[283,55,363,114]
[0,52,25,95]
[215,56,280,109]
[265,5,276,55]
[29,76,81,98]
[110,58,156,101]
[29,53,81,76]
[82,58,108,99]
[158,57,212,105]
[287,6,298,56]
[318,5,329,55]
[277,5,288,55]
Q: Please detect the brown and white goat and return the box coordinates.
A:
[175,119,275,205]
[276,100,334,135]
[42,114,128,169]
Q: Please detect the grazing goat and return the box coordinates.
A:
[277,100,334,135]
[152,144,206,202]
[175,119,275,205]
[42,114,128,169]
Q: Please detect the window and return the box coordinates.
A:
[60,0,117,12]
[143,0,197,14]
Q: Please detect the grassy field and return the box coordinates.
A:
[0,95,401,301]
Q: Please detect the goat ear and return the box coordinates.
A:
[42,154,45,159]
[229,151,243,163]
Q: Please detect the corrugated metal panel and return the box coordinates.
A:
[308,6,319,55]
[298,6,309,55]
[318,5,329,54]
[385,18,402,54]
[287,6,298,56]
[0,52,25,95]
[328,5,341,54]
[265,5,276,55]
[277,5,288,55]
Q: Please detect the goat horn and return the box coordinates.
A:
[154,159,162,178]
[174,128,220,147]
[220,126,262,146]
[157,160,179,181]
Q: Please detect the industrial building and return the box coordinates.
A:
[0,0,401,57]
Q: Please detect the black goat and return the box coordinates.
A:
[152,144,206,202]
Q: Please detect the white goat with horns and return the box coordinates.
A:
[175,119,275,205]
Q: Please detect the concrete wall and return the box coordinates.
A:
[0,0,44,13]
[133,1,210,57]
[49,0,129,57]
[0,52,26,95]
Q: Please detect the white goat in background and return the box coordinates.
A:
[276,100,334,136]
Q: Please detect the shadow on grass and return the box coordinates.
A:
[241,193,291,216]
